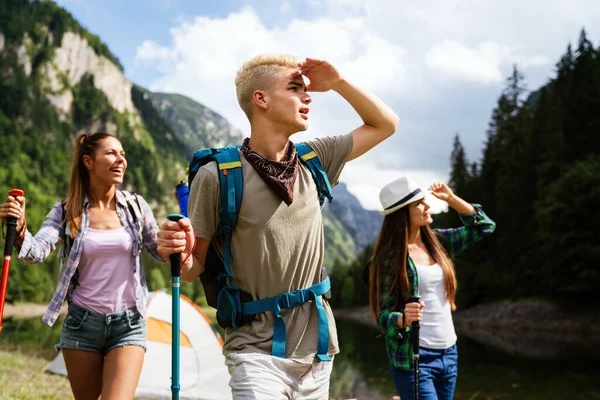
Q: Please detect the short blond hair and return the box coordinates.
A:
[235,54,299,120]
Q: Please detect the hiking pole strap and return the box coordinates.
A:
[241,277,331,361]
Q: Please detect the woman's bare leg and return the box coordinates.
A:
[62,349,104,400]
[101,345,145,399]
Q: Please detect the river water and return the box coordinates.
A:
[2,316,600,399]
[330,318,600,400]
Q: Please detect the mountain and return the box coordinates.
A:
[0,0,382,303]
[328,183,383,254]
[136,88,244,155]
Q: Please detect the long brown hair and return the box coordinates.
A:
[369,204,458,326]
[64,132,115,237]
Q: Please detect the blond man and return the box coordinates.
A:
[157,55,399,399]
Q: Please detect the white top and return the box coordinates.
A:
[71,227,136,314]
[415,262,457,349]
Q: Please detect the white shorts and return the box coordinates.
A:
[225,352,334,400]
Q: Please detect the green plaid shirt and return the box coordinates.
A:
[377,204,496,370]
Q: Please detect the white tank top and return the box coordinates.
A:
[415,262,457,349]
[71,226,137,314]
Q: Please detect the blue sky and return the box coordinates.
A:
[54,0,600,211]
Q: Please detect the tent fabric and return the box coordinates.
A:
[146,317,192,347]
[46,291,232,400]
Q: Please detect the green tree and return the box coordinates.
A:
[148,268,167,291]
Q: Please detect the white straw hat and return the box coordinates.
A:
[378,175,426,216]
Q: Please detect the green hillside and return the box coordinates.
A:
[138,88,244,155]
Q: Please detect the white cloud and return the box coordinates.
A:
[368,0,599,81]
[132,0,600,209]
[425,40,548,85]
[135,41,174,63]
[341,162,448,213]
[280,0,291,13]
[134,7,406,135]
[511,55,549,68]
[305,0,365,15]
[328,0,365,13]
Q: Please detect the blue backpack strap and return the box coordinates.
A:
[296,143,333,206]
[187,148,215,188]
[241,277,332,361]
[213,148,243,283]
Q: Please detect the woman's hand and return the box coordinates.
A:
[399,300,425,328]
[429,181,476,215]
[429,182,455,202]
[0,195,26,234]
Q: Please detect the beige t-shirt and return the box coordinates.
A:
[188,133,353,363]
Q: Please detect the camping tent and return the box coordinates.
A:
[47,291,232,400]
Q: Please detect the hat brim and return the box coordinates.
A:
[379,190,427,216]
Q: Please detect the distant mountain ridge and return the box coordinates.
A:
[329,183,383,255]
[137,88,244,155]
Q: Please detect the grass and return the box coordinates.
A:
[201,306,217,325]
[0,346,73,399]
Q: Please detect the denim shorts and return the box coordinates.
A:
[56,302,147,355]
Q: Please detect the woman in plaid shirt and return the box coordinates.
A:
[368,175,495,400]
[0,132,164,399]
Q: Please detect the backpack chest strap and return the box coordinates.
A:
[241,277,331,362]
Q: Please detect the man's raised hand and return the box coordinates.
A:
[298,58,343,92]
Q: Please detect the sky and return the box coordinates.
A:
[55,0,600,211]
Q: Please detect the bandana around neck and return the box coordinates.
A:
[241,138,299,206]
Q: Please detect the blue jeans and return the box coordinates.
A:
[56,302,147,355]
[390,344,458,400]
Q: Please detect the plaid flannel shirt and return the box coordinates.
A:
[377,204,496,370]
[17,190,164,326]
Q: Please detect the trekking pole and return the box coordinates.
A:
[167,213,185,400]
[408,295,421,400]
[0,189,24,331]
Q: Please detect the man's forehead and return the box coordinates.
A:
[282,69,306,84]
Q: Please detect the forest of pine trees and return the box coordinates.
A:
[439,28,600,308]
[331,29,600,310]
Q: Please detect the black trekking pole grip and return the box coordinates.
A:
[408,296,421,351]
[3,189,24,257]
[167,214,185,277]
[3,217,17,256]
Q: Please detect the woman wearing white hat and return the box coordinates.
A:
[368,175,495,400]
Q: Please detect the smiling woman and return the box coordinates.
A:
[0,132,165,400]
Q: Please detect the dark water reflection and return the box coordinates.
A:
[330,318,600,400]
[2,316,600,399]
[0,315,63,357]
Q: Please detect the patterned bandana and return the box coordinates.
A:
[241,138,299,205]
